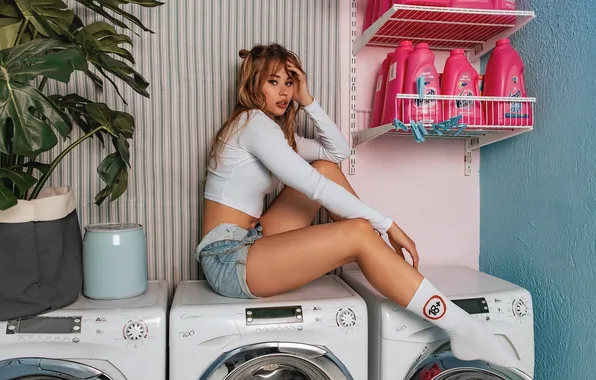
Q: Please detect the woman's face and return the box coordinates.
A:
[262,66,294,117]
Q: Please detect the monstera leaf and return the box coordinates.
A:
[14,0,74,37]
[46,96,134,204]
[0,166,37,209]
[74,0,163,33]
[74,22,148,100]
[0,38,87,156]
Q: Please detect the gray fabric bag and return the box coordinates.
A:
[0,187,83,321]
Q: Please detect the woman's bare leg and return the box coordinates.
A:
[259,160,357,236]
[246,219,519,368]
[246,218,422,305]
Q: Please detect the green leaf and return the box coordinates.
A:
[0,81,68,156]
[0,3,22,19]
[22,161,49,175]
[109,168,127,201]
[75,25,148,99]
[97,151,124,185]
[50,93,104,144]
[4,37,80,68]
[14,0,74,37]
[0,38,88,156]
[93,52,149,98]
[11,48,87,82]
[115,134,129,166]
[0,181,18,210]
[85,102,135,136]
[74,0,163,33]
[94,184,111,204]
[0,20,22,50]
[84,22,134,64]
[0,166,36,196]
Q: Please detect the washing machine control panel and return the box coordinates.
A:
[2,315,161,348]
[452,289,533,323]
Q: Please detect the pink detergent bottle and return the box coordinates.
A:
[371,53,392,128]
[381,41,414,125]
[493,0,516,10]
[402,43,441,124]
[450,0,493,8]
[483,38,532,126]
[441,49,482,125]
[396,0,450,6]
[363,0,379,32]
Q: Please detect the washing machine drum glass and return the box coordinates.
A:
[227,354,328,380]
[406,345,532,380]
[201,343,350,380]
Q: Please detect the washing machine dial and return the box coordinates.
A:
[336,308,356,327]
[512,299,528,317]
[123,320,148,341]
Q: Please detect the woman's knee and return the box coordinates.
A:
[311,160,340,176]
[342,218,376,241]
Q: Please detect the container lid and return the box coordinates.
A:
[496,38,510,46]
[415,42,429,49]
[399,40,413,47]
[450,49,465,55]
[85,222,142,232]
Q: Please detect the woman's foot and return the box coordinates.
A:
[406,278,519,368]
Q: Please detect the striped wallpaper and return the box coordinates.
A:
[41,0,342,294]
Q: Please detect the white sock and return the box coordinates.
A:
[406,278,519,368]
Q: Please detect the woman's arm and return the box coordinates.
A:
[295,99,350,163]
[240,112,393,233]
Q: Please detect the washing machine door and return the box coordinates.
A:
[406,345,532,380]
[0,358,113,380]
[200,342,353,380]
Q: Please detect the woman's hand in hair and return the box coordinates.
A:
[287,62,314,108]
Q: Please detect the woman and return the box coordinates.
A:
[198,44,517,368]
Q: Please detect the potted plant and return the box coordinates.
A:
[0,0,163,320]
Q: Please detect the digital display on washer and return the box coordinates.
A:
[250,306,297,319]
[452,298,489,314]
[16,317,80,334]
[245,306,303,325]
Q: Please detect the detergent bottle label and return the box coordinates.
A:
[506,75,527,119]
[455,72,474,110]
[389,62,397,81]
[414,69,438,109]
[376,75,383,92]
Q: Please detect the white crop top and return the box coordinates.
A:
[204,100,394,233]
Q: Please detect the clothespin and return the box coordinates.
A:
[393,118,409,132]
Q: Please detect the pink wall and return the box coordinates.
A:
[338,0,480,269]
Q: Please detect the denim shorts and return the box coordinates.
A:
[195,223,263,299]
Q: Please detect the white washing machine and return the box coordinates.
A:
[169,275,367,380]
[0,281,168,380]
[341,265,534,380]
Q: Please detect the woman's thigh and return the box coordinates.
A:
[259,160,358,236]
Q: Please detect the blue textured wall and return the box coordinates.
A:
[480,0,596,378]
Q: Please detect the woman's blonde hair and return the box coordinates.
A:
[209,44,305,162]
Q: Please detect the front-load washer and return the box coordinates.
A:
[169,275,367,380]
[341,265,534,380]
[0,280,168,380]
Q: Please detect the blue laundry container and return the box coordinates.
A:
[82,223,148,299]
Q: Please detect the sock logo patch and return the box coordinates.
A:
[423,295,446,320]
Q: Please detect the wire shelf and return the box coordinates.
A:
[352,94,535,148]
[354,5,535,60]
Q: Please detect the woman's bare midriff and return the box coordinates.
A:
[202,199,259,238]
